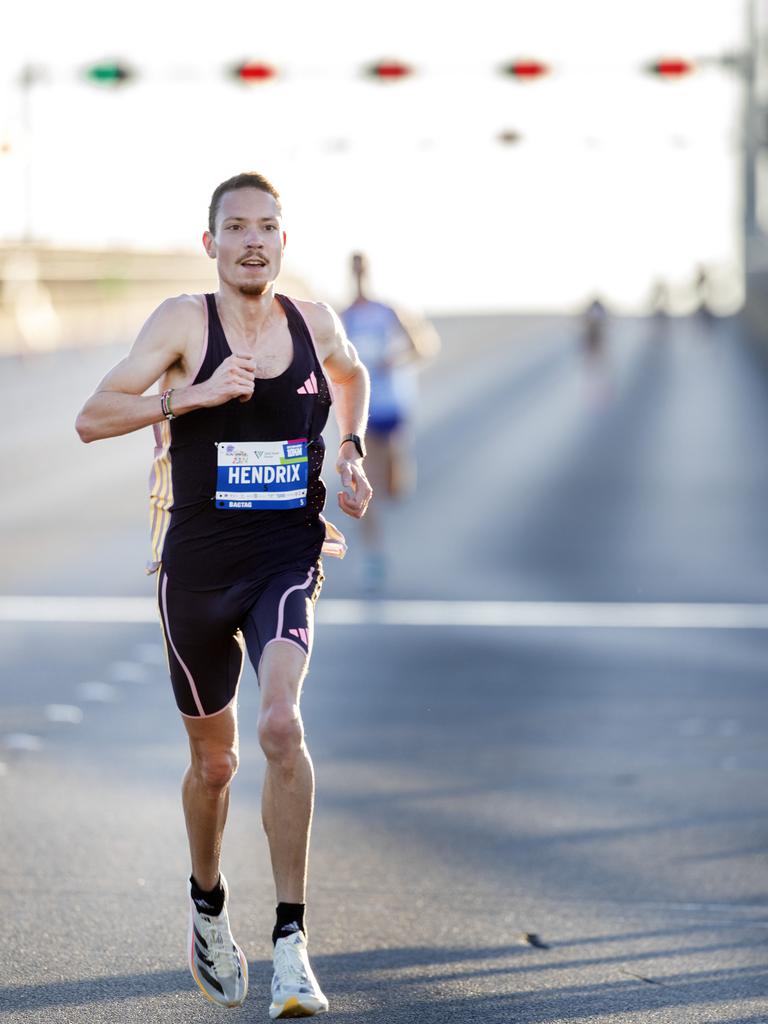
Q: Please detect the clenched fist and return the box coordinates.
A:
[201,352,258,406]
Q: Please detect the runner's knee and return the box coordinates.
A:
[258,703,304,764]
[191,747,239,791]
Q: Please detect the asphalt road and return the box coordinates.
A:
[1,311,767,1023]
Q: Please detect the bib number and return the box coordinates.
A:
[215,439,308,510]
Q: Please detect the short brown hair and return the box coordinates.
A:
[208,172,281,233]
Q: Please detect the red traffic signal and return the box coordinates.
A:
[502,60,550,79]
[365,60,413,80]
[646,58,695,77]
[232,61,278,83]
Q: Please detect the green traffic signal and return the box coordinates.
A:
[84,62,132,85]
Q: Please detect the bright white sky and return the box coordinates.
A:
[0,0,747,312]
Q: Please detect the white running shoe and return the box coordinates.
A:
[269,927,328,1019]
[187,874,248,1007]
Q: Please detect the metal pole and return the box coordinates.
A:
[743,0,758,245]
[19,65,35,244]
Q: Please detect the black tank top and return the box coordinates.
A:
[160,293,331,590]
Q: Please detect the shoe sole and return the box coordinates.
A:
[187,906,249,1008]
[269,995,329,1019]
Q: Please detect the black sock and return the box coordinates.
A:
[272,902,306,945]
[190,874,225,917]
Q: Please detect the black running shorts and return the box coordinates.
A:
[157,562,324,718]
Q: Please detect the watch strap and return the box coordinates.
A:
[340,433,366,459]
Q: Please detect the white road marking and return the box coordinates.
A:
[320,600,768,630]
[76,681,120,703]
[0,761,7,776]
[0,597,156,623]
[133,642,166,665]
[1,595,768,629]
[44,704,84,724]
[3,733,43,752]
[109,661,148,684]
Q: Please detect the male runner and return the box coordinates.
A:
[75,172,372,1018]
[340,252,437,592]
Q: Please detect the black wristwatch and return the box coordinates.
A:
[340,433,366,459]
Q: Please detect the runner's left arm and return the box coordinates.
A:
[390,307,441,367]
[300,301,372,519]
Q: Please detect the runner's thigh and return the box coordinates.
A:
[241,562,324,681]
[157,569,245,718]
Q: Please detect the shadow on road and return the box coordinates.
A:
[3,946,766,1022]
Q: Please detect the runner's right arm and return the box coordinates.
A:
[75,297,257,442]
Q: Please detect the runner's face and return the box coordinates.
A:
[206,189,285,296]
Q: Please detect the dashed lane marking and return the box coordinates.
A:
[109,661,148,684]
[44,704,84,724]
[2,733,43,752]
[1,595,768,629]
[76,681,120,703]
[133,642,166,665]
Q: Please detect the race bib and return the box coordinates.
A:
[215,439,308,510]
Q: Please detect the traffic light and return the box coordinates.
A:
[497,129,524,145]
[231,61,278,83]
[365,60,413,80]
[502,60,550,79]
[645,58,695,77]
[84,62,133,85]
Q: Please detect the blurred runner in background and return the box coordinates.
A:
[581,294,614,405]
[583,295,607,363]
[341,252,439,594]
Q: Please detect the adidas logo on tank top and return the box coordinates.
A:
[297,372,319,395]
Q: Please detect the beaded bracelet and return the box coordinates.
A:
[160,388,176,420]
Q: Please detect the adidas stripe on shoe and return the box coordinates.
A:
[187,874,248,1007]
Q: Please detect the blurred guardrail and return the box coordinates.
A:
[743,233,768,349]
[0,244,306,355]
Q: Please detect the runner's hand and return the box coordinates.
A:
[336,456,372,519]
[201,352,258,406]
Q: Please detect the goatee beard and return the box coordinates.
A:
[238,283,268,297]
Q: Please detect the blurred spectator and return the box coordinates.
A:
[583,295,607,362]
[341,252,439,593]
[694,263,715,324]
[649,278,670,318]
[1,251,60,355]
